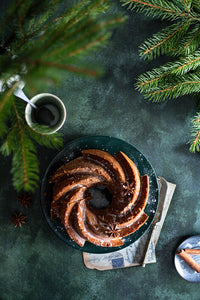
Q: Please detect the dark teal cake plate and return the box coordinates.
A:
[41,136,159,253]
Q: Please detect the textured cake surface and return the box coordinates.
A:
[50,149,149,247]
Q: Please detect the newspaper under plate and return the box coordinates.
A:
[82,177,176,270]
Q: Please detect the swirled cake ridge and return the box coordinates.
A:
[50,149,149,247]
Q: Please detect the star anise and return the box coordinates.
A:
[17,193,31,208]
[11,212,27,228]
[123,182,135,196]
[105,224,120,238]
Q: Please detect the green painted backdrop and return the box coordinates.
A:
[0,1,200,300]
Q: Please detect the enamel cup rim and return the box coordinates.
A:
[25,93,66,134]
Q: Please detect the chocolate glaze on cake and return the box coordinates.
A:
[50,149,149,247]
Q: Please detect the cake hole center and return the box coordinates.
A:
[87,186,112,209]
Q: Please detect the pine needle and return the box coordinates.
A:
[139,21,191,60]
[189,112,200,152]
[123,0,200,152]
[121,0,199,21]
[0,0,126,192]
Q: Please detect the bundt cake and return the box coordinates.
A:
[50,149,149,247]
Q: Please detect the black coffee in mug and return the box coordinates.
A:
[25,93,66,134]
[34,103,60,126]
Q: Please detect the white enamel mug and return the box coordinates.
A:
[25,93,66,134]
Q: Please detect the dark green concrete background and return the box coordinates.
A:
[1,2,200,300]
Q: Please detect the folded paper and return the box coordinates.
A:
[83,177,176,270]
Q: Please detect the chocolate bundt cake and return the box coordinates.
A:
[50,149,149,247]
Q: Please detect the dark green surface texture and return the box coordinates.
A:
[1,2,200,300]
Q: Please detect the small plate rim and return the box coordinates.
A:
[174,235,200,282]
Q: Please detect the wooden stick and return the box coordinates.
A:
[184,248,200,255]
[176,249,200,273]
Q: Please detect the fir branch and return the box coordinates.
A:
[179,27,200,54]
[67,35,109,58]
[45,18,95,58]
[189,112,200,152]
[0,0,126,192]
[11,131,40,192]
[14,9,63,50]
[24,59,102,77]
[0,83,18,113]
[123,0,200,153]
[182,0,191,14]
[121,0,200,21]
[0,0,23,35]
[141,73,200,102]
[9,0,126,80]
[1,100,40,192]
[0,125,18,156]
[171,52,200,75]
[139,20,191,59]
[0,84,19,139]
[37,0,109,54]
[137,51,200,93]
[192,0,200,15]
[185,30,200,49]
[136,68,171,91]
[47,17,126,59]
[0,101,63,192]
[13,101,32,191]
[27,126,63,149]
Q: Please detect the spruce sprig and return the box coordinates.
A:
[2,0,126,90]
[0,93,63,192]
[0,96,40,192]
[189,112,200,152]
[121,0,199,21]
[0,0,126,192]
[122,0,200,152]
[137,51,200,92]
[139,21,191,60]
[139,73,200,102]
